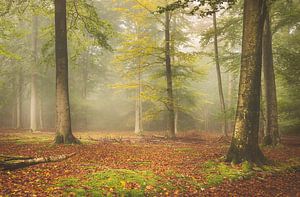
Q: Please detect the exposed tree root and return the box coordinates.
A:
[0,153,75,170]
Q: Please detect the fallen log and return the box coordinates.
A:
[0,153,75,170]
[0,154,34,161]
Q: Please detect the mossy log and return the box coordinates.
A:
[0,153,75,170]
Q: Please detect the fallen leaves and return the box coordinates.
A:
[0,131,299,196]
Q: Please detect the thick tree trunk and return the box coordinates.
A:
[262,11,280,146]
[30,15,38,132]
[213,13,228,137]
[16,67,23,129]
[0,153,75,170]
[165,10,175,138]
[226,0,266,164]
[54,0,78,144]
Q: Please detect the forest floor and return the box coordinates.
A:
[0,129,299,196]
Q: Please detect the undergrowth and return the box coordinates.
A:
[56,158,300,195]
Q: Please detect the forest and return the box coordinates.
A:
[0,0,299,196]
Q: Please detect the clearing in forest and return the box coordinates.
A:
[0,130,299,196]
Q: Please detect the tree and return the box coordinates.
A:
[165,10,175,138]
[54,0,78,144]
[16,65,23,129]
[30,15,38,132]
[212,12,227,137]
[226,0,266,164]
[262,6,280,146]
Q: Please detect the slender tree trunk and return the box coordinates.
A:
[174,110,178,134]
[139,66,143,132]
[134,58,143,135]
[30,15,38,132]
[134,25,143,135]
[39,95,44,130]
[165,10,175,138]
[171,15,179,135]
[54,0,78,144]
[11,79,16,128]
[226,0,266,164]
[16,66,23,129]
[262,11,280,146]
[227,73,233,132]
[213,13,228,137]
[82,57,88,130]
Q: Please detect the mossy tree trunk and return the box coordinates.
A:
[54,0,78,144]
[262,9,280,146]
[226,0,266,164]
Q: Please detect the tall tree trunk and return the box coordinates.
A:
[54,0,78,144]
[226,0,266,164]
[213,13,228,137]
[165,10,175,138]
[134,58,143,135]
[227,73,233,132]
[82,56,88,130]
[11,79,16,128]
[262,11,280,146]
[30,15,38,132]
[134,25,143,135]
[171,15,178,135]
[16,66,23,129]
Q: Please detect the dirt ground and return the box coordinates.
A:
[0,129,299,196]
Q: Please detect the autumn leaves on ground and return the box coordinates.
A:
[0,130,299,196]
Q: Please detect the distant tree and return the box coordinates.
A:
[54,0,78,144]
[30,15,38,132]
[226,0,266,164]
[212,12,227,137]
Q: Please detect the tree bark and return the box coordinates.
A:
[262,10,280,146]
[165,10,175,138]
[54,0,79,144]
[30,15,38,132]
[226,0,266,164]
[213,12,228,137]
